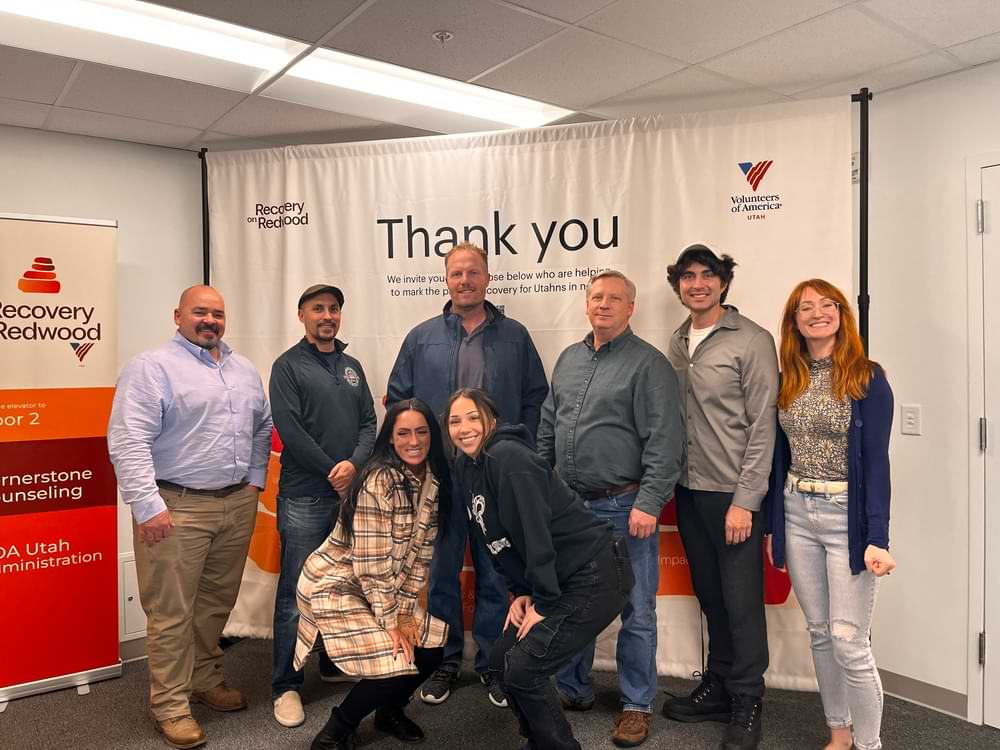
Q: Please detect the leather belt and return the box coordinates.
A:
[580,481,641,501]
[786,472,848,495]
[156,480,248,498]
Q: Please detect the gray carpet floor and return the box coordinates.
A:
[3,638,999,749]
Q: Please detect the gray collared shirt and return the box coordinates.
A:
[668,306,779,511]
[537,326,683,517]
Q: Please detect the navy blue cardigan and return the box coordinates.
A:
[764,365,893,575]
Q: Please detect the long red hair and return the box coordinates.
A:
[777,279,873,410]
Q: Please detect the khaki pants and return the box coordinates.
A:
[133,484,258,720]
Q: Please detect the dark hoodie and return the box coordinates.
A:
[453,424,612,616]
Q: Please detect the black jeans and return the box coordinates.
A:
[335,647,443,728]
[488,537,633,750]
[675,486,769,699]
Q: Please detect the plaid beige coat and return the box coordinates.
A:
[293,467,447,679]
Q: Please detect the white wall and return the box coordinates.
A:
[868,60,1000,702]
[0,125,202,592]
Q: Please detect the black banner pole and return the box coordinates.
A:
[851,87,873,354]
[198,148,210,285]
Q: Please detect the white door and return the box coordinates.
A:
[983,163,1000,728]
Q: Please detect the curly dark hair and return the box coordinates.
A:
[666,244,738,304]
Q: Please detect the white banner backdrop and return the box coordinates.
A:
[209,97,852,690]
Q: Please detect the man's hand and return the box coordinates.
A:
[505,595,532,630]
[516,602,546,641]
[628,507,658,539]
[387,626,415,664]
[137,509,175,546]
[724,505,753,545]
[864,545,896,577]
[328,461,357,495]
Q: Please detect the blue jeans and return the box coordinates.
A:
[428,487,509,674]
[784,484,882,750]
[555,491,659,713]
[272,494,339,698]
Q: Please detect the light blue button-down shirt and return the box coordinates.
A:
[108,332,272,523]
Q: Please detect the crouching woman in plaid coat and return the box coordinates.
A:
[294,399,451,750]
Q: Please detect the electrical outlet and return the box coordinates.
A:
[901,404,921,436]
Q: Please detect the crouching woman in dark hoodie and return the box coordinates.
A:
[446,388,634,750]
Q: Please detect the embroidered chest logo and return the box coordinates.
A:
[343,366,360,387]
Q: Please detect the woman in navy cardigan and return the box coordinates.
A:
[765,279,894,750]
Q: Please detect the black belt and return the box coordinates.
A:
[156,480,248,497]
[580,482,641,501]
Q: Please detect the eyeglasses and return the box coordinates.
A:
[796,299,840,315]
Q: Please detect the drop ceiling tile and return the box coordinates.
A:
[324,0,563,81]
[701,7,929,95]
[590,66,782,117]
[862,0,1000,49]
[794,52,963,98]
[582,0,848,63]
[476,28,683,109]
[47,107,202,149]
[949,32,1000,66]
[504,0,618,24]
[59,64,245,130]
[144,0,366,42]
[0,45,77,104]
[214,96,381,137]
[0,96,51,128]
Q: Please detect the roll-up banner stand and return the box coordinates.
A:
[0,213,120,704]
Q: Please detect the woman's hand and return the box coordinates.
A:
[397,614,420,644]
[864,545,896,577]
[388,626,415,664]
[505,595,532,630]
[516,602,546,641]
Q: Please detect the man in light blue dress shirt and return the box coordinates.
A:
[108,285,272,750]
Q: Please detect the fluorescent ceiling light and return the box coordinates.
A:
[271,47,574,133]
[0,0,306,92]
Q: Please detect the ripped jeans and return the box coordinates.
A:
[784,484,883,750]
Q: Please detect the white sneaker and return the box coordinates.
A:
[273,690,305,728]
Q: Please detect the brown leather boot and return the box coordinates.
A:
[612,709,652,747]
[153,715,206,749]
[191,682,247,712]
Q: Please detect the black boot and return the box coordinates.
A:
[662,671,731,723]
[312,708,358,750]
[720,695,762,750]
[374,706,425,744]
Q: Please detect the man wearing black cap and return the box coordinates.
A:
[269,283,377,728]
[663,245,778,750]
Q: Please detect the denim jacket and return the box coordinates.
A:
[765,365,893,575]
[386,300,548,431]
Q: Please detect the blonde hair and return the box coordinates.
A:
[444,242,488,271]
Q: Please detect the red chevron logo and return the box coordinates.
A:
[738,160,773,192]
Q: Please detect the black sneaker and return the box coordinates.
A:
[721,695,762,750]
[662,671,731,723]
[419,668,459,705]
[480,673,508,708]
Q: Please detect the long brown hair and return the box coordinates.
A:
[444,388,499,453]
[777,279,873,410]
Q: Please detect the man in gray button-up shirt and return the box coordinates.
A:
[538,270,682,747]
[663,244,777,750]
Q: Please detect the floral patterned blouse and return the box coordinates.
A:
[778,357,851,481]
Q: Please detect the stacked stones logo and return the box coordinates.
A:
[17,256,61,293]
[3,256,102,364]
[738,160,773,192]
[730,159,783,220]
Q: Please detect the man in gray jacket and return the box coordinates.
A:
[663,244,778,750]
[539,270,683,748]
